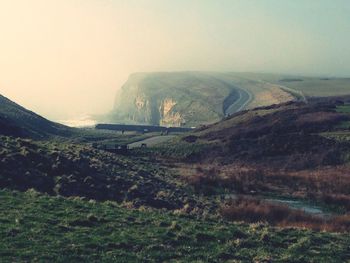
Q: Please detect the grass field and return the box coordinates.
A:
[334,104,350,130]
[241,73,350,97]
[231,73,350,98]
[1,189,350,262]
[337,104,350,114]
[280,79,350,97]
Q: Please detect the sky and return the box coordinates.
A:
[0,0,349,120]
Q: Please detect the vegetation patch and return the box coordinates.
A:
[0,136,198,210]
[169,102,350,169]
[1,189,350,262]
[336,104,350,114]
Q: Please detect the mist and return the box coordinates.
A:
[0,0,349,120]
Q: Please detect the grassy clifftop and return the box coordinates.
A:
[109,72,294,127]
[228,72,350,98]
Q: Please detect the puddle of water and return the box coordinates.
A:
[222,194,330,217]
[265,198,326,216]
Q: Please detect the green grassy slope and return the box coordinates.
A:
[1,189,349,263]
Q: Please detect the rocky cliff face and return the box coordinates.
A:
[116,94,184,127]
[110,72,234,127]
[159,98,184,127]
[127,95,184,126]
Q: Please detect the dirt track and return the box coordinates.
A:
[128,135,176,149]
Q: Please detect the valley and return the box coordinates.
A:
[2,1,350,261]
[1,79,350,261]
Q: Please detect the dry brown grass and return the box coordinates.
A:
[179,162,350,231]
[181,163,350,211]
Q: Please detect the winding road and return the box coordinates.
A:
[211,73,253,116]
[224,88,253,115]
[128,135,176,149]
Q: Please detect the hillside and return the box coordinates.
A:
[181,100,350,168]
[0,135,201,210]
[164,98,350,171]
[109,72,293,127]
[153,98,350,217]
[0,94,71,138]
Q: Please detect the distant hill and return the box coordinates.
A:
[108,72,294,127]
[0,94,71,138]
[108,72,350,127]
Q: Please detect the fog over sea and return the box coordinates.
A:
[57,115,97,128]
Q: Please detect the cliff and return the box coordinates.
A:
[108,72,297,127]
[109,72,234,127]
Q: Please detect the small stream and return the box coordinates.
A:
[265,198,329,217]
[223,194,332,217]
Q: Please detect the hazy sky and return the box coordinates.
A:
[0,0,349,120]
